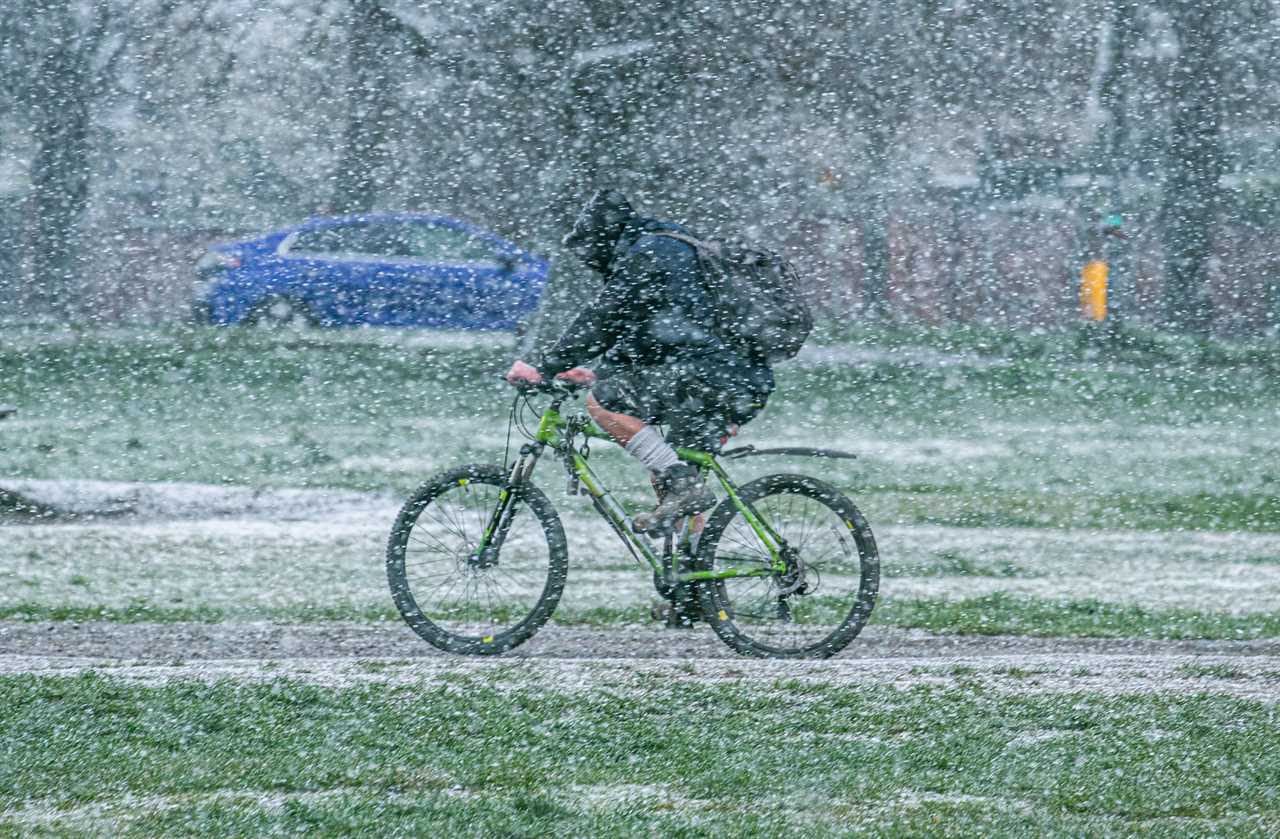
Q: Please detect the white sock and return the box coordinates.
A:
[623,425,681,474]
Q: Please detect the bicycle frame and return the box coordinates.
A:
[477,391,789,591]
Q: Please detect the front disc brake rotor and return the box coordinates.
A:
[773,546,808,596]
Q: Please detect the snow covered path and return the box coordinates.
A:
[3,623,1278,699]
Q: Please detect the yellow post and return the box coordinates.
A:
[1080,260,1108,321]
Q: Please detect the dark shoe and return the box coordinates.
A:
[633,465,715,538]
[650,597,702,628]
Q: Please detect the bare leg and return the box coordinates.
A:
[585,397,664,506]
[588,393,713,539]
[586,393,646,447]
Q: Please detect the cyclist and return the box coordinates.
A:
[505,189,774,536]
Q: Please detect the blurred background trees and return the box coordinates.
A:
[1,0,1277,334]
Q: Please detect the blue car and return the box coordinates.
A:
[194,213,549,330]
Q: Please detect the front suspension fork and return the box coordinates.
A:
[475,446,541,565]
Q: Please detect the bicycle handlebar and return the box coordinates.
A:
[499,375,588,396]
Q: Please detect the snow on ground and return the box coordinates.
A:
[2,478,396,521]
[0,325,516,351]
[793,343,1012,370]
[0,651,1276,700]
[4,480,1280,616]
[3,789,368,834]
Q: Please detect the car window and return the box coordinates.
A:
[289,224,382,257]
[393,222,500,264]
[287,220,504,265]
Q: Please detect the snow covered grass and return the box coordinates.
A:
[2,324,1277,530]
[2,325,1278,636]
[1,670,1278,836]
[3,487,1280,638]
[3,325,1279,834]
[5,651,1280,698]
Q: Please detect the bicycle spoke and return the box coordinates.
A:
[439,501,472,546]
[723,527,770,562]
[403,557,461,570]
[454,486,476,547]
[408,526,457,555]
[422,506,468,544]
[424,574,463,614]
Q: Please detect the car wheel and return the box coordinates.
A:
[189,300,213,325]
[245,295,319,330]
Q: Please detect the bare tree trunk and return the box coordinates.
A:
[533,10,660,350]
[28,0,92,320]
[527,68,615,354]
[851,0,925,321]
[1096,1,1140,179]
[859,101,905,319]
[860,189,891,319]
[331,0,399,213]
[1162,0,1225,332]
[1090,1,1140,324]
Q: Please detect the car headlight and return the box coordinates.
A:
[196,251,240,276]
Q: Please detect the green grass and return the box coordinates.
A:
[3,325,1279,531]
[5,593,1279,643]
[565,593,1280,641]
[1,673,1278,837]
[1174,663,1251,681]
[815,319,1280,375]
[0,327,513,492]
[5,324,1279,837]
[870,486,1280,533]
[873,593,1280,640]
[886,550,1037,578]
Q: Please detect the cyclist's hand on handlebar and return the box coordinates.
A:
[505,360,543,387]
[555,367,596,387]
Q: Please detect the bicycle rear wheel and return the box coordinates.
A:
[386,464,567,654]
[695,473,879,658]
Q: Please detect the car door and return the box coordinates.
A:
[277,222,389,325]
[393,220,516,329]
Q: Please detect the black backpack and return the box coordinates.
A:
[650,231,813,362]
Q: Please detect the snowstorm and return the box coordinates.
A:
[1,1,1279,836]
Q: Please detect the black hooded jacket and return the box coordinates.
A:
[539,202,769,387]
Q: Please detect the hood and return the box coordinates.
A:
[561,189,638,273]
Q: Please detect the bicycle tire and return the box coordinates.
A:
[695,473,879,658]
[386,464,567,655]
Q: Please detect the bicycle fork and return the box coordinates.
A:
[473,446,541,567]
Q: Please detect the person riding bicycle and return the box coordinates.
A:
[505,189,774,536]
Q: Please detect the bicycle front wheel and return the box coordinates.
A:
[696,473,879,658]
[386,464,567,655]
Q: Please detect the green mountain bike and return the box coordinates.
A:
[386,380,879,658]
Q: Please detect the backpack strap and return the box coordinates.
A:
[644,229,718,256]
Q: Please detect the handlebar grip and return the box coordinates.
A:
[502,375,580,395]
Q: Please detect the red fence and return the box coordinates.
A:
[787,205,1279,336]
